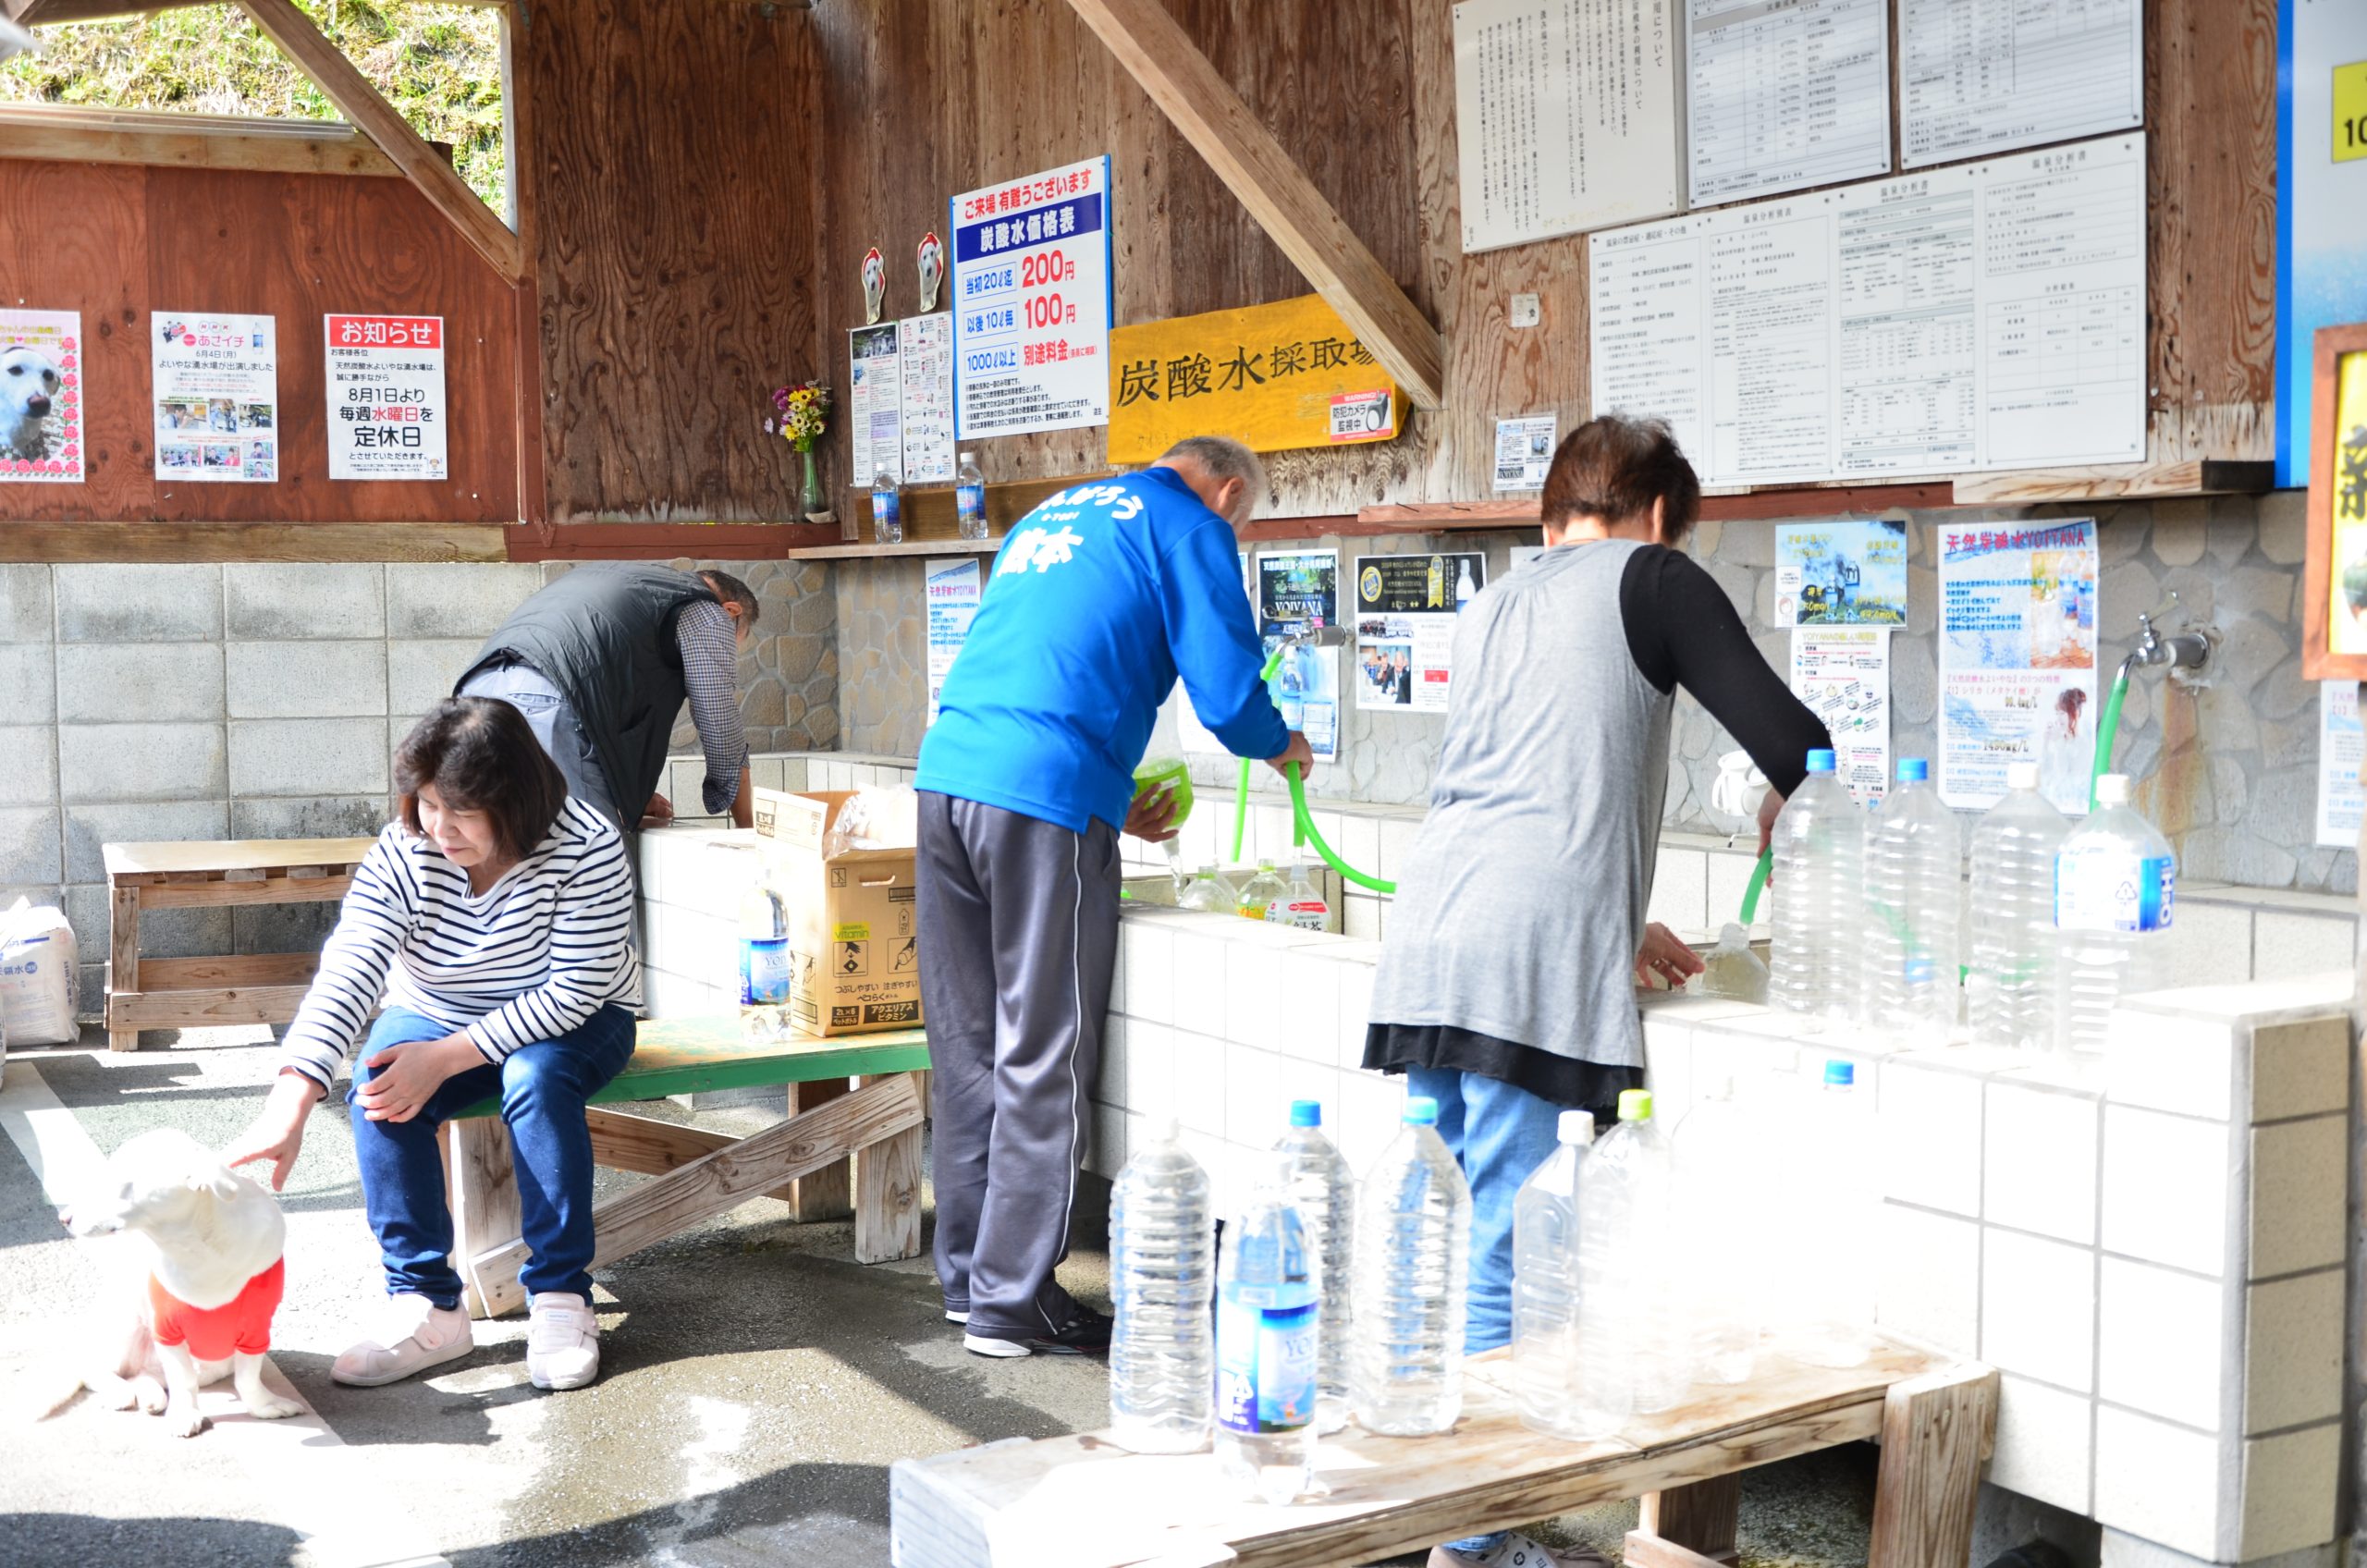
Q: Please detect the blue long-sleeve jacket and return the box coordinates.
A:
[916,466,1290,834]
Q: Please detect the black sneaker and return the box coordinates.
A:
[963,1305,1113,1358]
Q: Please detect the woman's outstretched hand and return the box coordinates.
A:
[1635,922,1707,990]
[224,1071,322,1193]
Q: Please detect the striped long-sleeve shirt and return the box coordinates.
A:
[278,797,642,1091]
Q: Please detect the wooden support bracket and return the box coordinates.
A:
[1866,1364,2001,1568]
[234,0,526,285]
[1063,0,1444,410]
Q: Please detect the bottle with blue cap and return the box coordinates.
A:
[1348,1095,1471,1435]
[1772,1060,1876,1368]
[1861,756,1961,1047]
[1574,1088,1687,1424]
[1272,1098,1355,1433]
[1770,747,1865,1032]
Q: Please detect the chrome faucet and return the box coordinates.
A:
[2117,594,2211,687]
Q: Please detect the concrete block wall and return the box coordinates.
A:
[0,560,838,1011]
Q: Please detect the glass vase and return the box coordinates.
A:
[797,447,827,518]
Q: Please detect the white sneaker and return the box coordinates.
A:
[331,1293,473,1387]
[526,1292,601,1390]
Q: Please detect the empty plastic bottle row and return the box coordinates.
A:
[1108,1072,1881,1501]
[1769,748,2176,1054]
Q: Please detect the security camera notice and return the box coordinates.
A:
[0,309,83,484]
[325,314,448,481]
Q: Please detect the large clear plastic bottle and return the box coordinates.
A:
[2054,772,2177,1054]
[1575,1089,1686,1424]
[738,867,791,1045]
[1269,862,1330,931]
[1273,1100,1355,1434]
[1109,1119,1216,1453]
[1235,860,1286,922]
[1967,761,2069,1052]
[1349,1096,1471,1436]
[1860,758,1962,1047]
[1215,1155,1319,1504]
[1673,1077,1760,1385]
[1770,748,1865,1033]
[1177,865,1233,913]
[1512,1109,1598,1439]
[1775,1061,1877,1368]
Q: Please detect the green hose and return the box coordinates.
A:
[1739,848,1772,925]
[1283,764,1394,894]
[1233,756,1252,863]
[2089,668,2129,812]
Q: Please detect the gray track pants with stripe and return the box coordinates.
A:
[915,790,1121,1341]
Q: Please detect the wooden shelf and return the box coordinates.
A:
[0,521,508,563]
[782,536,1006,560]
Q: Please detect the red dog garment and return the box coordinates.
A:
[149,1258,285,1360]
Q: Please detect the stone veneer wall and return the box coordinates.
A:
[0,557,839,1007]
[830,491,2348,893]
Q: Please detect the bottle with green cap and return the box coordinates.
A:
[1513,1108,1600,1439]
[1773,1060,1876,1368]
[1348,1095,1471,1436]
[1575,1088,1686,1425]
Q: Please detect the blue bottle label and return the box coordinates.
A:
[874,490,901,526]
[741,937,791,1005]
[1215,1291,1317,1435]
[957,483,985,521]
[2055,849,2176,933]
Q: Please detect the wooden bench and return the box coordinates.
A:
[442,1015,934,1317]
[890,1341,1998,1568]
[102,837,378,1053]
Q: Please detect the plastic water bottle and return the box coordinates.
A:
[738,871,791,1044]
[1967,761,2068,1052]
[871,461,903,545]
[2054,772,2177,1054]
[1235,860,1286,922]
[1512,1109,1597,1439]
[1349,1097,1470,1436]
[955,450,987,540]
[1775,1061,1877,1368]
[1109,1119,1216,1453]
[1177,865,1233,913]
[1861,758,1961,1047]
[1771,748,1865,1032]
[1215,1155,1319,1504]
[1673,1077,1762,1385]
[1575,1089,1686,1423]
[1269,862,1329,931]
[1273,1100,1355,1434]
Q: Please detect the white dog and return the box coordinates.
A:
[1,344,63,461]
[49,1128,304,1437]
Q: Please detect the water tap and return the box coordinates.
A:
[2118,594,2213,689]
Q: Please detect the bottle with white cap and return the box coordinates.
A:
[1967,760,2069,1052]
[1511,1108,1597,1438]
[2054,771,2177,1053]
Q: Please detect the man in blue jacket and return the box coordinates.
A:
[915,435,1311,1357]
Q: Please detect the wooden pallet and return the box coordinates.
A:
[102,838,377,1052]
[890,1341,1997,1568]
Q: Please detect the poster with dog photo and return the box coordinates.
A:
[0,310,84,483]
[152,312,278,483]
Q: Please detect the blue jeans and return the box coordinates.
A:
[349,1005,636,1308]
[1408,1066,1569,1562]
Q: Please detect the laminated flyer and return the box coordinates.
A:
[1492,414,1556,491]
[1937,519,2099,814]
[924,557,981,727]
[899,312,956,484]
[0,308,82,483]
[325,313,447,481]
[848,322,902,484]
[153,312,278,483]
[1353,552,1483,713]
[2317,681,2362,850]
[1774,519,1907,627]
[1791,628,1892,804]
[1257,549,1341,761]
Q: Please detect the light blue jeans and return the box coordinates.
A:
[1406,1065,1568,1558]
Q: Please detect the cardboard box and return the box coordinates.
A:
[752,789,923,1036]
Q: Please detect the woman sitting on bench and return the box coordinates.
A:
[227,696,640,1392]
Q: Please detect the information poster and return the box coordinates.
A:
[1774,519,1907,626]
[1176,549,1253,754]
[153,312,277,484]
[1257,550,1341,761]
[1452,0,1684,251]
[2275,0,2367,485]
[1493,414,1557,491]
[0,309,81,483]
[1899,0,2143,168]
[950,154,1114,439]
[849,322,901,484]
[325,313,447,481]
[925,557,982,727]
[1937,519,2099,814]
[1687,0,1891,205]
[2318,681,2364,849]
[1792,628,1893,804]
[900,312,956,484]
[1354,553,1485,714]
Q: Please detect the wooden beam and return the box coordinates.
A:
[0,105,403,178]
[0,523,508,563]
[234,0,525,284]
[1637,1475,1741,1564]
[1951,459,2276,505]
[583,1107,797,1201]
[107,983,314,1029]
[1866,1365,2000,1568]
[1062,0,1444,410]
[17,0,211,20]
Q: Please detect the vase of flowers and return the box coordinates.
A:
[768,381,833,522]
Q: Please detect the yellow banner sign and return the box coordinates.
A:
[1107,294,1405,462]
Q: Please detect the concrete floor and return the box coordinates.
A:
[0,1028,2061,1568]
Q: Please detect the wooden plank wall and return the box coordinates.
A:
[0,158,520,524]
